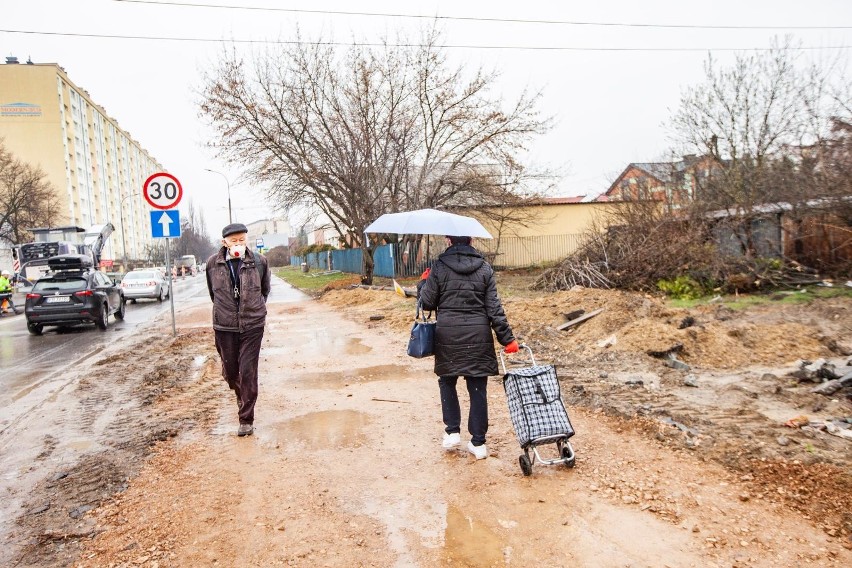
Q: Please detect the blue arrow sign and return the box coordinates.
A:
[150,210,181,238]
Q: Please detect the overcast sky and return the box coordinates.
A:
[3,0,851,239]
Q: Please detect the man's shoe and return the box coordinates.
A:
[467,441,487,460]
[237,423,254,437]
[442,432,461,449]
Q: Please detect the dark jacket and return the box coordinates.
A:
[205,248,270,332]
[419,245,514,377]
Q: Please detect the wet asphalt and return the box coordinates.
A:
[0,275,211,425]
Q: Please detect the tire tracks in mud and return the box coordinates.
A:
[6,328,220,568]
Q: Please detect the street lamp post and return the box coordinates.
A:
[204,168,232,223]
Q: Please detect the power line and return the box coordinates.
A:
[113,0,852,30]
[1,29,850,52]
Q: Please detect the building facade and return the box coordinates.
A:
[244,217,291,253]
[603,155,718,205]
[0,57,163,263]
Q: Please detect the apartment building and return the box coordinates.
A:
[0,56,163,262]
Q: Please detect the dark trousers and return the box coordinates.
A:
[438,376,488,446]
[214,326,265,425]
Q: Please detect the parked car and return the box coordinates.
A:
[25,255,125,335]
[120,269,170,302]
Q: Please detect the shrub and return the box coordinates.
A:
[656,275,704,299]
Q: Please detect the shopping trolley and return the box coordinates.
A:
[501,345,575,476]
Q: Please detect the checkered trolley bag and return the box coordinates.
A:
[502,345,576,476]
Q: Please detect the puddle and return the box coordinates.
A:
[66,439,94,451]
[443,505,506,566]
[270,410,370,448]
[344,338,372,355]
[270,328,374,358]
[295,365,407,389]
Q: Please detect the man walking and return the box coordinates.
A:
[206,223,271,437]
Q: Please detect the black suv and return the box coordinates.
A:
[25,254,125,335]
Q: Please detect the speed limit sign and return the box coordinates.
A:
[143,172,183,210]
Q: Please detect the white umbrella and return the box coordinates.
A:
[364,208,493,238]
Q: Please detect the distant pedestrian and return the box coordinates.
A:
[418,236,519,459]
[0,270,13,314]
[206,223,271,437]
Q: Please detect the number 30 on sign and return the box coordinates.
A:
[143,172,183,210]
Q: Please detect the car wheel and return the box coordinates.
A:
[115,297,126,320]
[96,303,109,330]
[27,322,43,335]
[157,287,164,302]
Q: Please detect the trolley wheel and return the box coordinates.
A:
[519,454,532,476]
[561,445,576,468]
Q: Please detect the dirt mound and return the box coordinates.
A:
[319,286,834,370]
[322,287,415,332]
[500,287,830,369]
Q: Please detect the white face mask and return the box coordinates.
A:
[227,244,246,258]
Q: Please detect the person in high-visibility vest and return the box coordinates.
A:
[0,270,13,314]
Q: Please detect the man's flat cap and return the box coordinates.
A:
[222,223,249,238]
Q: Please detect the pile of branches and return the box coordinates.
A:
[534,202,723,292]
[533,201,825,294]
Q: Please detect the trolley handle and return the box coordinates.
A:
[499,343,536,375]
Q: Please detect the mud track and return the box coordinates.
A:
[8,329,219,567]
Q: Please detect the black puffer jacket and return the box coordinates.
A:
[419,245,515,377]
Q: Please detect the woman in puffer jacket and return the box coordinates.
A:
[418,235,519,460]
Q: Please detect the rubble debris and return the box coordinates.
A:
[368,315,385,321]
[776,436,790,446]
[69,504,94,519]
[683,375,699,387]
[27,503,50,516]
[790,359,831,383]
[660,416,700,437]
[824,421,852,441]
[625,378,645,386]
[370,398,410,404]
[784,415,810,428]
[556,307,604,331]
[597,334,617,348]
[562,309,585,321]
[665,356,690,371]
[811,371,852,396]
[678,316,696,329]
[647,343,684,359]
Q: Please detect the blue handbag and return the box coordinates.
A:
[407,301,436,358]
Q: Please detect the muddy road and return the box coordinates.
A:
[3,276,851,567]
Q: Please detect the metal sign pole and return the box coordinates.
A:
[165,239,176,336]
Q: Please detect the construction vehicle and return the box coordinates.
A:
[12,224,115,283]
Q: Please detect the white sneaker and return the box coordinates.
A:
[467,441,487,460]
[442,432,461,449]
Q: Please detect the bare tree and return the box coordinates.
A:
[173,200,217,261]
[671,39,851,263]
[0,140,60,244]
[199,29,550,283]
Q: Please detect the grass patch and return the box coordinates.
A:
[275,266,355,293]
[667,285,852,310]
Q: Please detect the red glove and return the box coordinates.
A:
[420,268,431,280]
[504,340,519,353]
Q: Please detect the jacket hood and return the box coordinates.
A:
[438,245,485,275]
